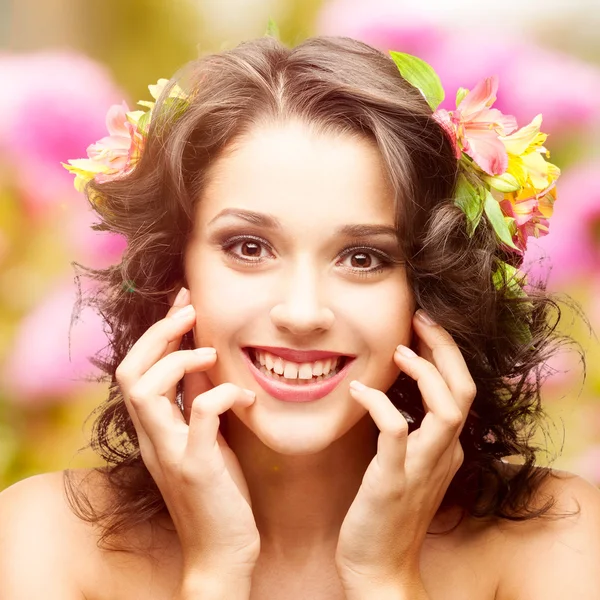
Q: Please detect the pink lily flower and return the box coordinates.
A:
[435,76,518,176]
[500,191,552,253]
[86,101,134,174]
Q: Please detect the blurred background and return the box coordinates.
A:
[1,0,599,491]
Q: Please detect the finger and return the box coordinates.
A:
[186,383,256,460]
[127,348,217,454]
[349,380,408,474]
[115,302,197,392]
[393,344,464,458]
[182,369,215,424]
[412,310,477,418]
[162,287,192,404]
[163,287,191,355]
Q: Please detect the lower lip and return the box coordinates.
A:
[241,350,353,402]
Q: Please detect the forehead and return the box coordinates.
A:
[196,120,396,227]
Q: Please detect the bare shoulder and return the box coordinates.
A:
[495,468,600,599]
[0,468,181,600]
[0,469,104,599]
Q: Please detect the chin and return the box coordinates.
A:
[230,395,368,457]
[254,428,337,456]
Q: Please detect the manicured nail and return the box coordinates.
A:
[193,347,216,355]
[396,344,417,358]
[350,380,366,392]
[173,304,194,319]
[173,287,189,306]
[416,309,436,326]
[243,388,256,399]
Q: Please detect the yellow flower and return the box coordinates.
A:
[62,159,112,192]
[500,114,560,191]
[137,79,189,112]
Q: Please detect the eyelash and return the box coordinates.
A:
[220,235,394,276]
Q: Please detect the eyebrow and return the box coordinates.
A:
[207,208,398,238]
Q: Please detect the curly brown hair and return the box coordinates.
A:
[65,35,573,551]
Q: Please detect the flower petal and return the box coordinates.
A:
[500,114,544,155]
[433,109,461,158]
[105,101,130,136]
[466,108,518,135]
[87,134,131,155]
[463,130,509,175]
[458,76,499,117]
[522,151,558,190]
[148,78,171,100]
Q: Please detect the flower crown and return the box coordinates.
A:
[63,44,559,300]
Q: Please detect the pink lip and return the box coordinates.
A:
[249,345,350,363]
[241,349,354,402]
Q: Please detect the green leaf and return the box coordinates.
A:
[455,87,469,107]
[483,189,519,250]
[454,173,484,235]
[137,110,151,134]
[492,262,522,296]
[389,51,445,111]
[265,17,280,39]
[163,97,189,118]
[483,172,521,193]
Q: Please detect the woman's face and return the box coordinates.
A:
[185,120,415,454]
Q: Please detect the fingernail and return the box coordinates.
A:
[349,380,366,392]
[173,287,189,306]
[193,347,216,356]
[173,304,194,319]
[416,309,436,326]
[243,388,256,399]
[396,344,417,358]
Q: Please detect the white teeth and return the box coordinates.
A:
[265,353,274,371]
[252,349,345,383]
[273,357,284,375]
[298,363,313,380]
[283,362,298,379]
[312,361,324,376]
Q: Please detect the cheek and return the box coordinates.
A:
[334,276,413,389]
[335,275,413,341]
[187,259,271,346]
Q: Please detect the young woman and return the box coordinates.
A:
[1,35,599,600]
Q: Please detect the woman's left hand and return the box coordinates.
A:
[335,309,476,595]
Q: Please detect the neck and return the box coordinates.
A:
[222,411,378,560]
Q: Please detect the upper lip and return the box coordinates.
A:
[246,346,353,363]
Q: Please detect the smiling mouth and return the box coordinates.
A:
[244,348,350,386]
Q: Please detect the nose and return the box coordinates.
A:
[269,259,334,336]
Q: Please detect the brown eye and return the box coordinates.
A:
[337,247,391,276]
[350,252,372,268]
[241,241,261,257]
[223,236,272,263]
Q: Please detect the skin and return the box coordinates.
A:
[2,119,600,600]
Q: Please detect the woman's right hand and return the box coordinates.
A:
[115,287,260,583]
